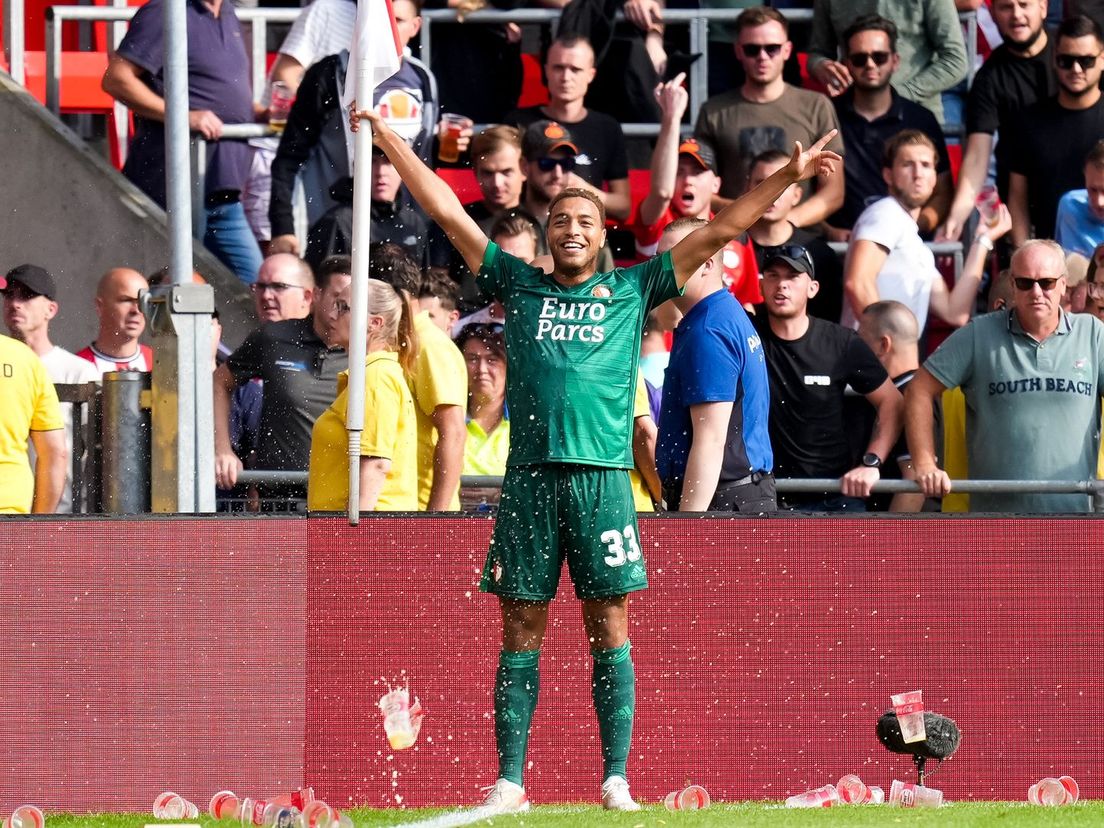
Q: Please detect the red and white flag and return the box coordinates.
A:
[341,0,403,109]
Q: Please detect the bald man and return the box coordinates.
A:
[907,239,1104,513]
[77,268,153,376]
[252,253,314,323]
[856,300,924,513]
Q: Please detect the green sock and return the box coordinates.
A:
[494,648,541,786]
[592,640,635,782]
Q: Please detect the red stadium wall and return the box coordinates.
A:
[1,516,1101,813]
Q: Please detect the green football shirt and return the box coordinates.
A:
[477,243,681,468]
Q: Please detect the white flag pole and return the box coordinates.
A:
[345,2,376,526]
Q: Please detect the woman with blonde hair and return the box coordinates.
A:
[308,278,420,511]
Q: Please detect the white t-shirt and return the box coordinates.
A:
[277,0,356,70]
[843,196,940,331]
[34,346,100,513]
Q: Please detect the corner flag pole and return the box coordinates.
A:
[344,0,402,525]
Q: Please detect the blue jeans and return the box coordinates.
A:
[204,200,263,285]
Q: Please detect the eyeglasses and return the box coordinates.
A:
[762,244,815,275]
[1012,276,1060,291]
[1056,52,1101,71]
[740,43,784,59]
[537,156,576,173]
[250,281,306,294]
[848,51,892,68]
[455,322,505,343]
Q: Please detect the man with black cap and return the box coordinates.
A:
[3,265,98,512]
[0,268,68,514]
[754,246,904,511]
[520,120,615,272]
[632,74,761,309]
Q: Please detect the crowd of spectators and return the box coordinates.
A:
[5,0,1104,516]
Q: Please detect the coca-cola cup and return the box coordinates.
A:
[663,785,710,810]
[889,779,943,808]
[210,790,241,820]
[976,184,1002,228]
[153,791,199,819]
[891,690,926,743]
[785,784,839,808]
[2,806,44,828]
[1029,776,1078,806]
[836,774,867,803]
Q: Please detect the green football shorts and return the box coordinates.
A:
[479,464,648,602]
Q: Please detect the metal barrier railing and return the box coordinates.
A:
[27,5,978,138]
[236,470,1104,513]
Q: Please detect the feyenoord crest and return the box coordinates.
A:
[591,285,612,298]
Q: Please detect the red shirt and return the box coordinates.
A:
[628,203,762,306]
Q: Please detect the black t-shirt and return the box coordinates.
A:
[831,89,950,229]
[226,318,348,473]
[966,40,1057,196]
[753,315,888,480]
[304,193,429,273]
[1008,95,1104,239]
[753,226,844,324]
[505,106,630,187]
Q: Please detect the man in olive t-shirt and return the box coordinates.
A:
[352,101,840,814]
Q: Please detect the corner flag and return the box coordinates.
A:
[341,0,403,110]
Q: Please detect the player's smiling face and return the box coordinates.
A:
[547,196,606,278]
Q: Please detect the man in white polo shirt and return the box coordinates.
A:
[843,130,990,333]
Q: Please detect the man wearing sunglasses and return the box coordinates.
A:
[906,239,1104,513]
[828,15,953,238]
[807,0,967,125]
[695,7,846,228]
[1008,15,1104,245]
[519,120,617,273]
[939,0,1056,243]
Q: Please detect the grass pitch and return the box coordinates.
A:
[39,802,1104,827]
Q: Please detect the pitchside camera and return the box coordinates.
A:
[877,710,961,785]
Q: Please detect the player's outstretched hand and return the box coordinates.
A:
[348,102,391,144]
[788,129,841,183]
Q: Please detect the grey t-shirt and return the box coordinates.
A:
[924,310,1104,513]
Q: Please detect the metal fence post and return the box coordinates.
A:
[100,371,152,514]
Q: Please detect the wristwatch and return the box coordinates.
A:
[861,453,883,469]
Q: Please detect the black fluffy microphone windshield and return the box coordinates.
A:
[877,710,961,760]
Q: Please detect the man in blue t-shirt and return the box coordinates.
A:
[1055,140,1104,257]
[102,0,263,285]
[655,218,775,512]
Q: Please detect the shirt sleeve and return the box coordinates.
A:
[852,201,905,251]
[633,371,650,419]
[682,327,745,406]
[360,364,403,460]
[475,241,514,302]
[30,363,64,432]
[844,331,890,395]
[226,329,264,386]
[923,320,977,390]
[1054,192,1078,249]
[413,330,468,417]
[897,0,968,102]
[635,250,683,314]
[965,65,1000,136]
[115,0,165,76]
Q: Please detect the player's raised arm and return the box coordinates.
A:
[351,105,489,275]
[669,130,841,288]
